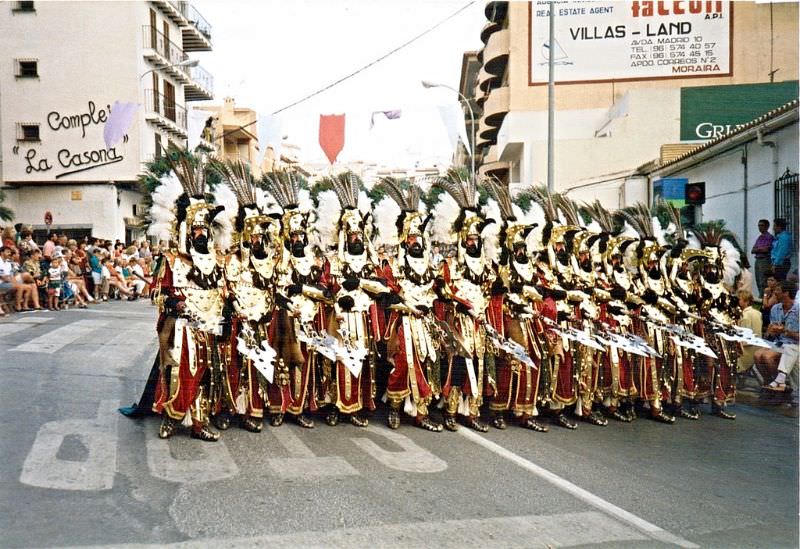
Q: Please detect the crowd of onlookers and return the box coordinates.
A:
[0,225,158,317]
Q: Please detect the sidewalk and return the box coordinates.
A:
[736,374,798,418]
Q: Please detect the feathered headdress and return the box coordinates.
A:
[167,153,208,199]
[689,221,743,287]
[376,177,427,241]
[486,177,534,263]
[261,169,301,210]
[581,200,618,235]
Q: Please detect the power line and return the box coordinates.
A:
[214,1,476,143]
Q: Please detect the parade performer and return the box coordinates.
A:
[211,159,281,433]
[376,178,443,432]
[319,172,387,427]
[148,155,227,441]
[691,223,743,420]
[261,169,331,428]
[484,178,548,432]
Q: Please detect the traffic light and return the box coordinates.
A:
[685,182,706,205]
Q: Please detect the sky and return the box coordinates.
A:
[191,0,486,169]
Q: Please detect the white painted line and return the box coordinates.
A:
[266,427,358,478]
[67,510,649,548]
[146,438,239,484]
[77,308,156,318]
[350,424,448,473]
[90,324,155,357]
[8,319,107,354]
[458,429,699,548]
[20,400,118,491]
[0,316,53,338]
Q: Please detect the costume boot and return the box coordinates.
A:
[159,416,178,439]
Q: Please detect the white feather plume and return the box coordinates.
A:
[147,172,183,242]
[483,198,501,265]
[652,216,667,246]
[314,190,340,249]
[212,184,238,253]
[719,239,742,287]
[431,193,460,245]
[619,221,639,239]
[374,197,401,246]
[357,190,371,215]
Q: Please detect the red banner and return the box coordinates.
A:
[319,114,345,165]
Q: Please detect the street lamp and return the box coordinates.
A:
[139,58,199,81]
[422,80,476,181]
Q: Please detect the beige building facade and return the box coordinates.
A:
[0,0,213,242]
[472,0,798,207]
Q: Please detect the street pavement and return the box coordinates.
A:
[0,301,797,548]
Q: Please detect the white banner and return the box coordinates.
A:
[530,1,732,85]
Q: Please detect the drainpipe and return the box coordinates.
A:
[757,127,779,183]
[741,146,748,256]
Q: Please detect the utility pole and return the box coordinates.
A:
[547,1,555,193]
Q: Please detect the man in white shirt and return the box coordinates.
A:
[129,257,146,296]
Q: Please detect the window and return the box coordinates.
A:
[16,123,40,141]
[15,58,38,77]
[154,134,162,159]
[12,1,35,12]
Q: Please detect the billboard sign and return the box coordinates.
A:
[680,81,799,140]
[529,1,732,85]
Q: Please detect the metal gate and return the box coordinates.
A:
[774,169,799,254]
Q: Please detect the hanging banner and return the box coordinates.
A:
[319,114,345,164]
[529,1,732,85]
[370,110,402,130]
[103,101,139,150]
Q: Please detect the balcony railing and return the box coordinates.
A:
[144,89,187,130]
[142,25,188,70]
[183,3,212,40]
[190,65,214,92]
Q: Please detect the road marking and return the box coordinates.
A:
[458,429,699,548]
[0,316,53,337]
[71,511,649,548]
[78,308,156,318]
[8,318,107,354]
[90,323,155,358]
[350,425,448,473]
[266,427,358,478]
[146,437,239,484]
[20,400,118,491]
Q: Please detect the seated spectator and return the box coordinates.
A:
[63,252,91,306]
[2,226,17,251]
[18,228,38,255]
[42,233,57,260]
[755,281,799,392]
[22,249,46,308]
[105,258,133,299]
[127,257,148,298]
[736,291,762,374]
[761,274,780,327]
[1,246,41,312]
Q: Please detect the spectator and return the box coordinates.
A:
[75,240,89,271]
[104,258,133,299]
[128,257,147,297]
[42,233,58,260]
[771,218,793,281]
[46,256,64,310]
[18,228,38,254]
[64,252,92,305]
[2,226,17,251]
[755,281,799,392]
[22,249,46,309]
[431,245,443,267]
[761,274,780,327]
[751,219,775,295]
[139,240,152,260]
[54,234,68,258]
[88,249,105,299]
[736,291,762,374]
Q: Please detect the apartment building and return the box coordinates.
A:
[465,0,798,208]
[0,0,214,242]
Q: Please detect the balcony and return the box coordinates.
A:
[477,66,499,94]
[151,1,212,51]
[141,26,193,84]
[144,89,188,139]
[184,64,214,101]
[181,3,213,51]
[480,20,501,44]
[483,85,509,128]
[485,1,508,23]
[478,118,499,145]
[484,28,510,76]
